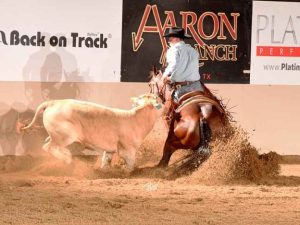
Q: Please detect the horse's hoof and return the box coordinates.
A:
[155,163,167,169]
[155,164,162,169]
[197,147,210,157]
[130,167,142,175]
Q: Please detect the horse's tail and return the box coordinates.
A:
[201,81,216,99]
[20,101,52,131]
[201,81,232,124]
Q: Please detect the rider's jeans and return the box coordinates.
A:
[173,81,204,102]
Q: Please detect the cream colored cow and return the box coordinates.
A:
[21,94,162,171]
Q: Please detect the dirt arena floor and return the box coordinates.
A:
[0,121,299,225]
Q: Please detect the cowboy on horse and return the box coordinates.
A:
[161,27,212,152]
[148,27,229,171]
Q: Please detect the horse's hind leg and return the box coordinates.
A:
[200,119,211,147]
[197,119,211,157]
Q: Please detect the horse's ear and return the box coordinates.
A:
[153,66,158,75]
[151,65,158,76]
[149,65,157,79]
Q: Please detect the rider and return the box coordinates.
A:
[162,27,212,149]
[162,27,203,101]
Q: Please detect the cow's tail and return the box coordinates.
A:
[20,101,52,131]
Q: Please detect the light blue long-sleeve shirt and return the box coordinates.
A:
[163,41,200,83]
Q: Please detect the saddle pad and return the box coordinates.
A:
[175,94,225,114]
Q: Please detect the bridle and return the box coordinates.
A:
[149,73,167,104]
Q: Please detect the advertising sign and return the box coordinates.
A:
[121,0,252,83]
[251,1,300,84]
[0,0,122,82]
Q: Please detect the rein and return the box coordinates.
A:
[157,82,167,104]
[149,78,167,104]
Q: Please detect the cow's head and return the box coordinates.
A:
[131,93,162,109]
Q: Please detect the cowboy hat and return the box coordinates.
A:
[163,27,192,39]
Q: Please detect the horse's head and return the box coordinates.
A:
[148,66,169,103]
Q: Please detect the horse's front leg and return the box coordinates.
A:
[157,137,176,167]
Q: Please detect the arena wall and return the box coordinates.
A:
[0,0,299,155]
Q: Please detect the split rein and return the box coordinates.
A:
[149,80,167,104]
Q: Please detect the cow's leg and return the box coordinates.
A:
[42,137,52,153]
[94,151,117,170]
[44,136,50,143]
[93,155,102,170]
[43,134,74,164]
[43,139,72,164]
[45,123,80,164]
[119,148,136,172]
[101,151,113,168]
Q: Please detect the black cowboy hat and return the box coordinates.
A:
[163,27,192,39]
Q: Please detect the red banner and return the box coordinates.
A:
[256,46,300,57]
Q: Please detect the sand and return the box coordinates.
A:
[0,120,299,225]
[0,167,299,225]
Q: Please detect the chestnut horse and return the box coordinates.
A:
[148,68,230,168]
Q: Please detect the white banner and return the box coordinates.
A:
[251,1,300,84]
[0,0,122,82]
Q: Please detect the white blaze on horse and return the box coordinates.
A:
[21,94,162,171]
